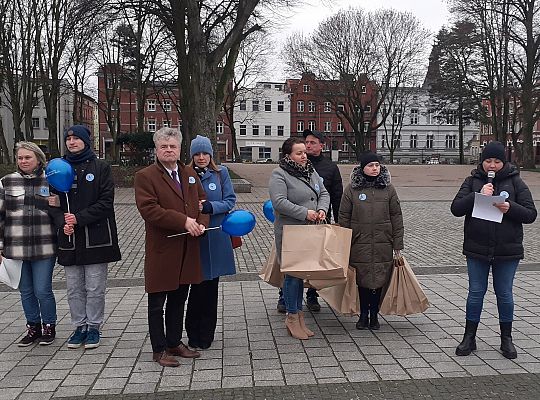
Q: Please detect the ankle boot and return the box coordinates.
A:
[39,323,56,345]
[356,313,369,330]
[456,320,478,356]
[285,313,308,340]
[298,311,314,337]
[500,321,517,359]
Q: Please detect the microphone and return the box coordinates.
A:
[487,171,495,184]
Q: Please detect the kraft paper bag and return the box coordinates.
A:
[259,242,283,288]
[280,224,352,281]
[379,256,429,316]
[317,266,360,316]
[0,258,23,290]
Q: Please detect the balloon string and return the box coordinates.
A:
[66,193,72,243]
[167,226,221,238]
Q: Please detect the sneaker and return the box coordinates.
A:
[67,326,87,349]
[277,298,286,313]
[306,296,321,312]
[18,323,42,347]
[39,324,56,346]
[84,328,100,349]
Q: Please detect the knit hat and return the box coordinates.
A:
[64,125,92,148]
[360,152,380,170]
[190,135,213,158]
[481,141,506,163]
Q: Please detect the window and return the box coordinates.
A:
[342,142,349,152]
[427,109,434,125]
[148,119,156,132]
[410,108,419,125]
[277,126,284,136]
[410,134,417,148]
[445,110,456,125]
[162,120,171,128]
[445,134,457,148]
[147,100,156,111]
[265,101,272,112]
[239,125,246,136]
[252,100,259,112]
[265,125,271,136]
[394,135,401,148]
[239,100,246,111]
[426,134,434,149]
[163,100,172,112]
[274,84,282,90]
[324,102,331,112]
[216,121,224,134]
[337,104,345,112]
[381,138,386,148]
[44,118,48,129]
[297,120,304,132]
[106,76,113,89]
[365,105,371,113]
[263,83,271,89]
[252,125,259,135]
[277,101,284,112]
[324,121,331,132]
[239,147,251,161]
[337,121,344,132]
[361,85,366,93]
[297,101,304,112]
[393,111,402,125]
[32,118,40,129]
[308,101,315,113]
[303,84,310,93]
[308,120,316,131]
[363,122,370,132]
[259,147,271,159]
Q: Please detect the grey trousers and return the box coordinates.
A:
[65,263,108,330]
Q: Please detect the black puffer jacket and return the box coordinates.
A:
[308,154,343,223]
[451,163,536,261]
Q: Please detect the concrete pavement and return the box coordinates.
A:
[0,164,539,399]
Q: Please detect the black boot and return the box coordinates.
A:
[18,322,42,347]
[39,323,56,346]
[455,320,478,356]
[368,289,381,330]
[500,321,517,359]
[357,287,370,330]
[356,313,369,330]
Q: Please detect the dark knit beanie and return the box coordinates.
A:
[481,141,506,163]
[64,125,92,148]
[360,152,380,170]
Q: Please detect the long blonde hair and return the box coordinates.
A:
[188,157,219,172]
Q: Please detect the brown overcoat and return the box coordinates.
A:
[134,161,209,293]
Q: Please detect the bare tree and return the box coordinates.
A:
[283,8,430,160]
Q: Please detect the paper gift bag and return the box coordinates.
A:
[280,224,352,280]
[317,266,360,316]
[259,242,284,288]
[379,255,429,316]
[306,276,347,290]
[0,258,23,290]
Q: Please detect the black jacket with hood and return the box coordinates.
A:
[451,163,536,261]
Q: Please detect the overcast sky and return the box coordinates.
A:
[263,0,451,81]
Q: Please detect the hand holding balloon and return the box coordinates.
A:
[65,213,77,225]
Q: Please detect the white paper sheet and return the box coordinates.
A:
[471,193,506,223]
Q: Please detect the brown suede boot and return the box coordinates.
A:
[298,311,315,337]
[285,313,308,340]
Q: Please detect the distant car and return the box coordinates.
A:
[255,158,273,163]
[427,159,440,165]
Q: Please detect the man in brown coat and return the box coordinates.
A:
[135,127,209,367]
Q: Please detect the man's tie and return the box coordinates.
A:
[171,170,182,193]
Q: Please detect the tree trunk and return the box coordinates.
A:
[0,116,11,164]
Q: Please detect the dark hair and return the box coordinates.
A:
[281,137,305,158]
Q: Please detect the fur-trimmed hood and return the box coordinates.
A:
[350,165,391,190]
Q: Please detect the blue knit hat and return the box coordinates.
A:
[190,135,213,158]
[64,125,92,148]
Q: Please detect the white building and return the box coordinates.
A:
[0,82,75,159]
[234,82,291,161]
[376,87,480,164]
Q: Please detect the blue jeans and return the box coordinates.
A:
[283,274,303,314]
[19,257,57,325]
[466,256,519,323]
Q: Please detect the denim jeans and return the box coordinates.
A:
[466,257,520,323]
[283,274,303,314]
[19,256,57,325]
[65,263,107,330]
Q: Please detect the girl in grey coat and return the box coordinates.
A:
[269,137,330,340]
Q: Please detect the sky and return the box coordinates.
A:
[264,0,451,81]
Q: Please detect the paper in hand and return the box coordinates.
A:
[472,192,505,223]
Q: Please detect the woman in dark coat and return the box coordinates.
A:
[339,152,404,330]
[451,141,537,359]
[185,135,237,350]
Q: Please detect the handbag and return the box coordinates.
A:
[379,255,429,316]
[230,235,242,249]
[0,258,24,289]
[280,224,352,281]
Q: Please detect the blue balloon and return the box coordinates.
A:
[263,199,275,223]
[222,210,256,236]
[45,158,75,192]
